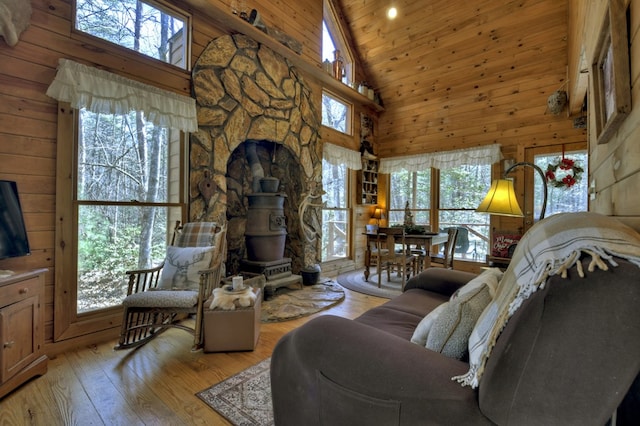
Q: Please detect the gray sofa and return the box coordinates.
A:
[271,214,640,425]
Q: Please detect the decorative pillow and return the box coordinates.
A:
[410,302,449,346]
[158,245,215,291]
[410,268,501,348]
[426,284,492,359]
[174,222,218,247]
[450,267,503,301]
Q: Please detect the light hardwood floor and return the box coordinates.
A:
[0,287,385,425]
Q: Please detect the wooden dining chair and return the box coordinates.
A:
[430,227,458,269]
[368,228,390,273]
[377,227,418,290]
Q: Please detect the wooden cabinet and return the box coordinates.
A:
[0,269,48,399]
[360,158,379,205]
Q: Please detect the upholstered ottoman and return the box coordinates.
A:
[203,287,262,352]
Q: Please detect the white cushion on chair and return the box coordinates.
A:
[123,290,199,308]
[158,246,215,290]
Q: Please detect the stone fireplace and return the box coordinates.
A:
[190,34,323,278]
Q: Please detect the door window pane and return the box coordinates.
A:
[534,151,588,218]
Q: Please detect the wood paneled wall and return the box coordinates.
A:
[568,0,640,230]
[340,0,585,158]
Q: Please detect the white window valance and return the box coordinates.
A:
[379,144,502,173]
[46,58,198,132]
[323,143,362,170]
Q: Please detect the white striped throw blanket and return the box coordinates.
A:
[453,212,640,388]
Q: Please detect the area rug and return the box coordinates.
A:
[336,268,403,299]
[197,357,273,426]
[261,278,345,323]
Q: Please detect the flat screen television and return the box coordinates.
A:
[0,180,31,260]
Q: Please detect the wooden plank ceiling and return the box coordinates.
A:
[337,0,581,158]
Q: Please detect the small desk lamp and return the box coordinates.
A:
[476,161,548,221]
[372,207,385,227]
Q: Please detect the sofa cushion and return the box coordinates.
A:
[426,285,492,359]
[123,290,199,308]
[382,288,449,317]
[356,306,426,341]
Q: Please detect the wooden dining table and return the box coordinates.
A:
[363,232,449,281]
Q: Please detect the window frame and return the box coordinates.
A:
[321,159,352,264]
[71,0,192,71]
[53,103,188,342]
[321,90,353,135]
[525,143,588,232]
[388,165,492,263]
[323,0,355,84]
[437,164,492,261]
[388,169,432,227]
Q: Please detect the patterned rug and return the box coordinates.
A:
[336,268,403,299]
[197,357,273,426]
[261,278,345,323]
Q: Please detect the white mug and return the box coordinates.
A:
[232,276,244,290]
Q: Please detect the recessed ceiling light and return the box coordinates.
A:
[387,7,398,19]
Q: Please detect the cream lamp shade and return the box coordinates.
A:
[476,161,548,221]
[475,178,524,217]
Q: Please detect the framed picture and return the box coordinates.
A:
[365,224,378,234]
[591,0,631,145]
[491,231,522,259]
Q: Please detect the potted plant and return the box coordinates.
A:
[300,263,321,285]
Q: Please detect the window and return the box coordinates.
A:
[74,0,189,69]
[75,109,185,313]
[321,0,355,135]
[389,170,431,226]
[321,159,349,261]
[439,165,492,260]
[389,164,492,261]
[323,1,354,84]
[49,57,195,341]
[322,91,351,134]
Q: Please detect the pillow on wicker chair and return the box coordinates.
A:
[158,246,215,290]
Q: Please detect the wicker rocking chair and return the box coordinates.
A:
[115,221,226,351]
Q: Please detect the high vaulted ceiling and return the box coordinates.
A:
[337,0,581,158]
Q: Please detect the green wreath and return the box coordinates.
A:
[545,157,583,189]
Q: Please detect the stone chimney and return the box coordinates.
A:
[190,34,323,276]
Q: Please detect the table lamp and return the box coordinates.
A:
[372,207,385,227]
[476,161,548,221]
